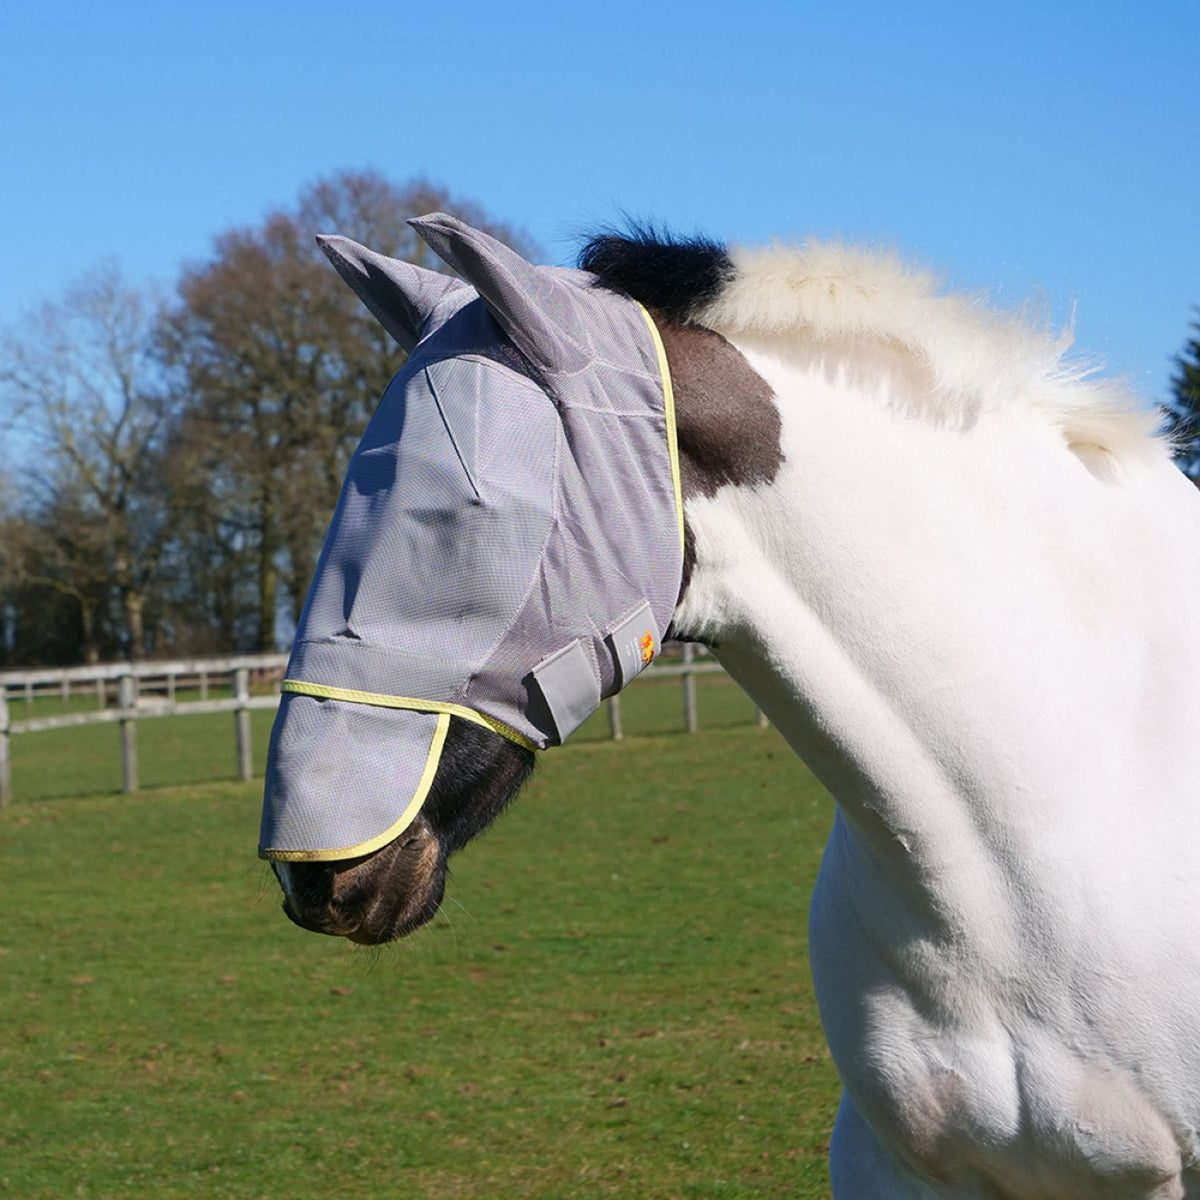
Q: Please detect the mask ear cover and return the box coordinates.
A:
[316,234,467,352]
[409,212,590,377]
[528,640,599,744]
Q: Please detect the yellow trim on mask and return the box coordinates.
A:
[277,678,539,752]
[637,304,686,557]
[260,711,451,862]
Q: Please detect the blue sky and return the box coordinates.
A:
[3,0,1196,401]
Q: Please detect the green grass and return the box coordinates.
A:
[0,680,839,1199]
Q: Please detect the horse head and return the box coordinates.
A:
[262,215,781,944]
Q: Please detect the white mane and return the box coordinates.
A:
[693,240,1164,465]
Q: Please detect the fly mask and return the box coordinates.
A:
[259,214,685,862]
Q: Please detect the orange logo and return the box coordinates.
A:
[639,630,656,666]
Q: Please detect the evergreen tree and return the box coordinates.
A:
[1164,311,1200,480]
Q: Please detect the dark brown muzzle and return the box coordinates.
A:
[273,817,446,944]
[268,719,536,943]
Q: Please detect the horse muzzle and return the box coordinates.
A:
[272,819,446,944]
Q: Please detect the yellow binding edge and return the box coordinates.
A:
[636,304,686,556]
[277,678,539,752]
[260,712,450,862]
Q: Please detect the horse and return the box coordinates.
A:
[261,214,1200,1199]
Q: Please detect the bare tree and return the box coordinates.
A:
[0,264,172,660]
[0,170,536,663]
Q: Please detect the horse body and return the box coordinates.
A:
[267,217,1200,1198]
[676,325,1200,1197]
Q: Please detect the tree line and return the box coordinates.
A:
[2,175,1199,667]
[0,170,537,665]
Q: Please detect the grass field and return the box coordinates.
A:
[0,676,840,1198]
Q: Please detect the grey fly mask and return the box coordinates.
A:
[258,214,684,862]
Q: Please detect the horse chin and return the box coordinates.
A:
[345,862,447,945]
[276,818,447,945]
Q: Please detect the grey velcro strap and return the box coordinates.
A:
[529,640,599,743]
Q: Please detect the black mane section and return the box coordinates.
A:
[578,223,733,324]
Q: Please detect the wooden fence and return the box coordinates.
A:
[0,644,765,807]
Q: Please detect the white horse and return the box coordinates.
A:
[271,220,1200,1199]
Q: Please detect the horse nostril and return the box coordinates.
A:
[274,861,351,933]
[284,862,335,906]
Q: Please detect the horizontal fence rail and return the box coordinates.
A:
[0,645,768,807]
[0,653,290,717]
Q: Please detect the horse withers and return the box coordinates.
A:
[264,215,1200,1199]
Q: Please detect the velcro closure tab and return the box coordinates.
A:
[529,639,599,743]
[606,601,660,690]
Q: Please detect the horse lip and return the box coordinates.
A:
[338,908,393,944]
[282,900,363,940]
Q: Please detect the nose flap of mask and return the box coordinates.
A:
[259,692,449,861]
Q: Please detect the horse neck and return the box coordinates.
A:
[673,331,1200,927]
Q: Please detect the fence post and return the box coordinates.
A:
[199,670,208,701]
[0,689,11,810]
[234,668,253,781]
[24,679,33,717]
[96,676,105,708]
[681,643,698,734]
[61,676,70,706]
[167,673,176,705]
[118,673,138,794]
[608,694,623,741]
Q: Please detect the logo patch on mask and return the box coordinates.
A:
[607,602,661,689]
[639,630,656,666]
